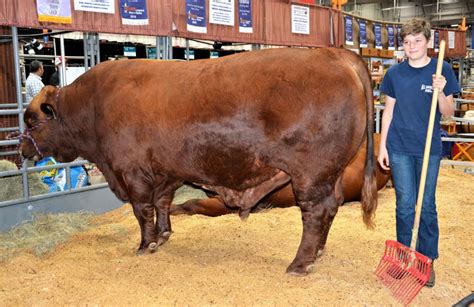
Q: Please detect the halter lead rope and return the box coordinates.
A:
[7,88,61,160]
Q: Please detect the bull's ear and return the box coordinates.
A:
[40,103,57,119]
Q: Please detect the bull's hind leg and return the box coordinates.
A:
[316,176,343,258]
[287,182,338,276]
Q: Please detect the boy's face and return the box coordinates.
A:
[403,33,429,62]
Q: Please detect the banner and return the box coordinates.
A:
[448,31,455,49]
[210,0,234,26]
[345,15,353,45]
[238,0,252,33]
[374,23,382,49]
[388,25,395,50]
[186,0,207,33]
[291,5,309,35]
[74,0,115,14]
[359,19,367,48]
[429,29,435,49]
[37,0,72,24]
[119,0,148,25]
[396,25,403,50]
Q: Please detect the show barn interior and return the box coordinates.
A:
[0,0,473,306]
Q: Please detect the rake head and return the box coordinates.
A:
[375,240,432,305]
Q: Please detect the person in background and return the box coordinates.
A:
[25,60,44,104]
[378,18,460,288]
[49,57,63,87]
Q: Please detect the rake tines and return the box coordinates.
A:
[376,240,432,305]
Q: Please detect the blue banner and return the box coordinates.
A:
[238,0,252,33]
[119,0,148,25]
[396,25,403,50]
[345,16,353,45]
[388,25,395,50]
[359,20,367,48]
[375,23,382,49]
[434,31,439,51]
[186,0,207,33]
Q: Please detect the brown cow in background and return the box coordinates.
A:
[18,48,377,276]
[171,134,391,217]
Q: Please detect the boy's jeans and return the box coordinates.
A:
[388,152,441,260]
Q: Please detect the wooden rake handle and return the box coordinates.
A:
[410,40,446,250]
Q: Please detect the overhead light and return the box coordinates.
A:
[31,39,43,51]
[24,43,35,55]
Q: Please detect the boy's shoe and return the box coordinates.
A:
[425,263,435,287]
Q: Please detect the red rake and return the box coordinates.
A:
[376,240,432,305]
[376,39,446,305]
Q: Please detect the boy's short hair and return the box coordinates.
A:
[30,60,43,73]
[400,18,431,41]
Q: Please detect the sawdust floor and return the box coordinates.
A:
[0,167,473,306]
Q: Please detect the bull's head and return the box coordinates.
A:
[15,86,76,162]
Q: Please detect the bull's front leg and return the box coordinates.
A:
[152,178,182,248]
[154,194,174,247]
[131,202,158,255]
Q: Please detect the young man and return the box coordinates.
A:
[378,18,460,287]
[25,60,45,104]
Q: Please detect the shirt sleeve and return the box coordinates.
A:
[442,61,460,96]
[380,67,395,99]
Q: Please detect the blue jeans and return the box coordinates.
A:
[388,152,441,260]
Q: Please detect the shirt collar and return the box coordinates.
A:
[30,73,42,80]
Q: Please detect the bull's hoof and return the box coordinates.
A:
[156,231,172,246]
[136,242,158,256]
[286,263,315,276]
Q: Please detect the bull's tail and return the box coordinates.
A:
[359,59,378,229]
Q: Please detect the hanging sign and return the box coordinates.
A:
[388,25,395,50]
[428,29,435,49]
[434,30,439,52]
[291,5,310,35]
[359,19,367,48]
[119,0,148,25]
[448,31,455,49]
[186,0,207,33]
[210,0,234,26]
[124,46,136,57]
[185,50,195,60]
[396,25,403,50]
[374,23,382,49]
[37,0,72,24]
[345,16,353,45]
[238,0,252,33]
[74,0,115,14]
[147,47,157,59]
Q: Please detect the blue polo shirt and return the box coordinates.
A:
[380,59,460,157]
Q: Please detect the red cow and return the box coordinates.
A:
[18,48,377,275]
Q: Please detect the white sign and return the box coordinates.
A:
[428,30,435,49]
[74,0,115,14]
[291,5,309,35]
[210,0,234,26]
[448,31,455,49]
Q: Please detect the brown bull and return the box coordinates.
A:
[19,48,377,275]
[171,134,390,217]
